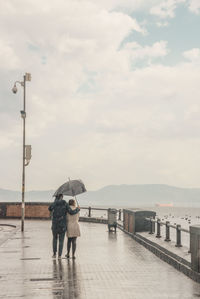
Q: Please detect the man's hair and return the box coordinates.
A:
[56,194,63,200]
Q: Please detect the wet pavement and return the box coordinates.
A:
[139,230,191,263]
[1,219,200,299]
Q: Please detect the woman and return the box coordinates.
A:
[66,199,81,259]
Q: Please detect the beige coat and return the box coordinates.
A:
[66,206,81,238]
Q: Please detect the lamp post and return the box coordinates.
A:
[12,73,32,232]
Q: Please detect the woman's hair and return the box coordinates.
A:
[69,199,76,206]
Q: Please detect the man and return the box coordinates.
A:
[48,194,80,259]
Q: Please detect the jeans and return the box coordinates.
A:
[52,231,65,256]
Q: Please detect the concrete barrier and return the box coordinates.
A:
[0,202,108,224]
[0,202,50,219]
[190,225,200,273]
[123,209,156,233]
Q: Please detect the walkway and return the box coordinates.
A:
[0,219,200,299]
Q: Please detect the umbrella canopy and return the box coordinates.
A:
[53,179,86,197]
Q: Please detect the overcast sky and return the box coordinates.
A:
[0,0,200,191]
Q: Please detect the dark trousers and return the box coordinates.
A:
[67,237,77,256]
[52,231,65,256]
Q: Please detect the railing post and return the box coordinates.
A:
[175,224,182,247]
[165,221,171,242]
[88,206,91,217]
[118,209,121,221]
[188,234,191,253]
[149,217,154,234]
[156,218,161,238]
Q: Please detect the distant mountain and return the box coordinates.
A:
[1,184,200,207]
[0,188,54,202]
[80,184,200,207]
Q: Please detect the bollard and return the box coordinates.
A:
[88,206,91,217]
[188,234,191,253]
[165,221,171,242]
[149,218,154,234]
[118,209,121,221]
[175,224,182,247]
[156,219,161,238]
[188,238,191,253]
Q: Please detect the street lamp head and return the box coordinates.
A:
[12,84,18,94]
[20,110,26,119]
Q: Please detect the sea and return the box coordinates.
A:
[79,206,200,248]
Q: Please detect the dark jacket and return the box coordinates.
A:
[48,199,79,233]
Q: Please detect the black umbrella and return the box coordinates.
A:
[53,179,86,205]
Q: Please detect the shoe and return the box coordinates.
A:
[52,254,56,258]
[65,254,70,258]
[58,255,62,259]
[72,256,76,259]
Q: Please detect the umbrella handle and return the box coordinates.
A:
[74,196,79,207]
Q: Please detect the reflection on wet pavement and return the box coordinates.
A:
[51,259,82,298]
[0,219,200,298]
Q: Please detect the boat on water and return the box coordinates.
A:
[155,203,174,207]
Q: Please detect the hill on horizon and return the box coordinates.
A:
[0,184,200,207]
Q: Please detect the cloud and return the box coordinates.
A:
[183,48,200,62]
[156,21,169,27]
[188,0,200,14]
[0,39,20,69]
[149,0,200,18]
[75,0,161,13]
[0,0,200,190]
[150,0,185,19]
[122,40,169,62]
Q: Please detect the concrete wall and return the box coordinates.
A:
[0,202,108,224]
[0,202,50,219]
[190,225,200,272]
[123,209,156,233]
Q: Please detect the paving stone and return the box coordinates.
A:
[0,219,200,298]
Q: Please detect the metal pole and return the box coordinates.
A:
[188,234,191,253]
[175,224,182,247]
[156,218,161,238]
[74,195,79,207]
[21,75,26,232]
[88,206,91,217]
[165,221,171,242]
[118,209,121,221]
[149,218,154,234]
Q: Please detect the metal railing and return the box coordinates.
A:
[80,206,122,221]
[146,217,190,250]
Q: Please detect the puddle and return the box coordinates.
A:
[20,258,40,260]
[30,278,54,281]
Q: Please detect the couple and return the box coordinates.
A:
[48,194,80,259]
